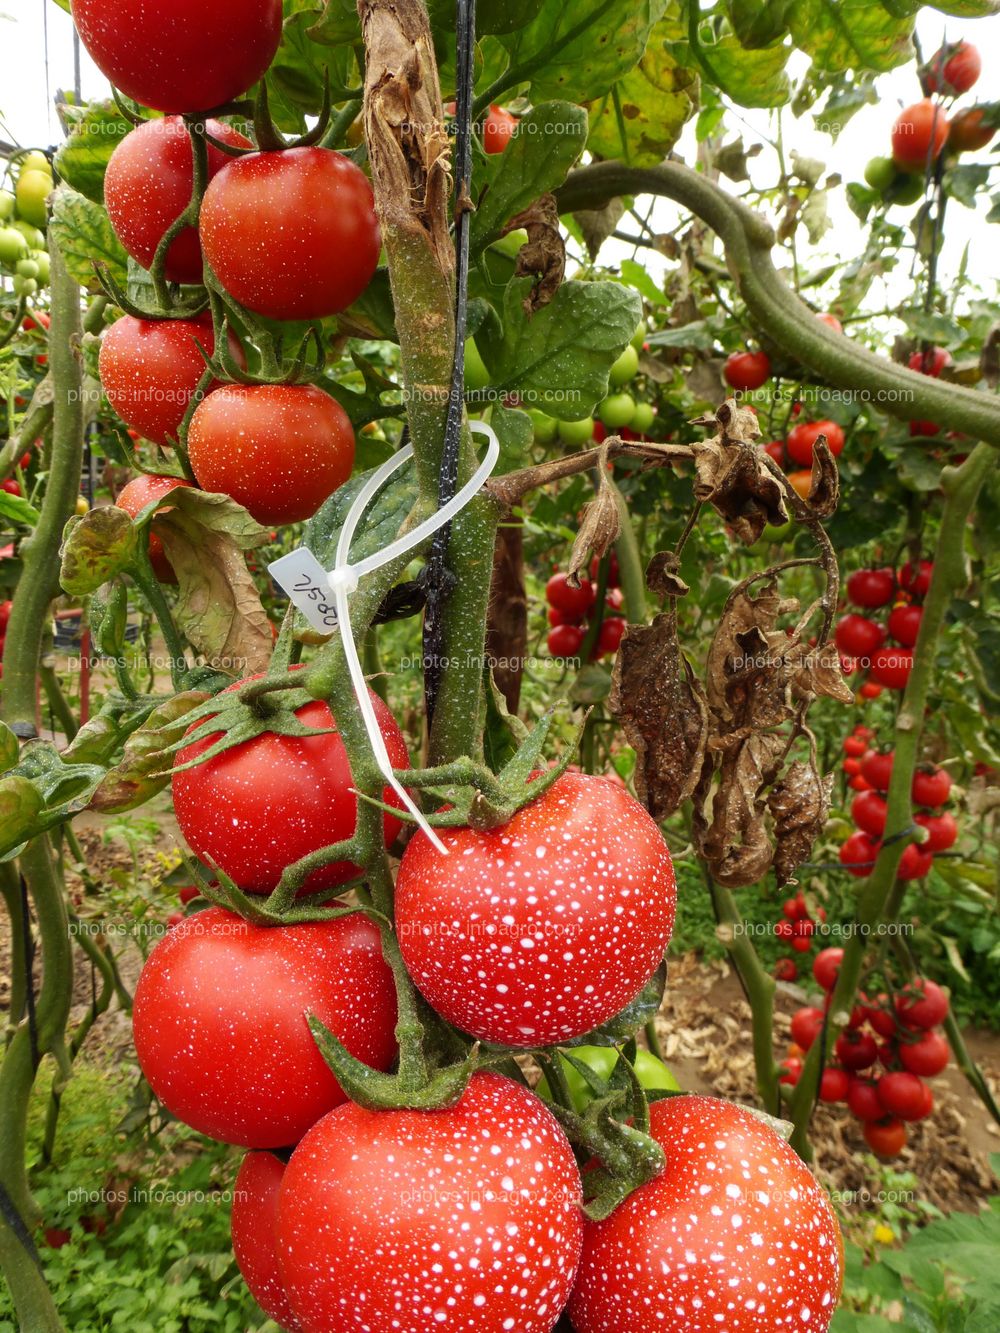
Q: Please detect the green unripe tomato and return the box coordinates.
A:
[15,258,39,280]
[630,323,647,353]
[528,408,559,444]
[536,1045,681,1112]
[608,343,640,387]
[864,156,896,192]
[15,170,52,229]
[18,151,52,178]
[12,274,38,298]
[598,392,636,429]
[464,338,491,392]
[762,520,794,542]
[30,250,49,285]
[12,220,45,251]
[885,172,924,207]
[630,401,656,434]
[0,227,28,267]
[557,416,595,446]
[491,227,528,259]
[0,191,14,222]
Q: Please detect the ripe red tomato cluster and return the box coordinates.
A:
[773,889,828,978]
[784,951,950,1159]
[836,560,934,691]
[839,724,956,880]
[763,412,846,501]
[546,557,626,659]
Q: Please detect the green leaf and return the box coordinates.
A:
[53,101,133,205]
[267,3,360,132]
[59,507,139,597]
[0,489,40,527]
[571,663,613,703]
[899,309,965,346]
[586,15,698,165]
[150,488,271,550]
[305,462,419,569]
[929,0,999,14]
[490,403,535,472]
[90,691,212,813]
[477,277,642,419]
[0,775,44,858]
[470,102,589,253]
[49,186,128,294]
[726,0,794,46]
[944,163,992,210]
[619,258,667,306]
[698,33,792,108]
[494,0,670,106]
[304,0,362,43]
[0,721,19,775]
[787,0,914,72]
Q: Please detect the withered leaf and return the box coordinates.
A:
[696,731,787,888]
[791,639,854,705]
[645,551,690,599]
[688,400,789,544]
[799,438,839,517]
[89,691,210,812]
[705,579,795,722]
[509,194,565,313]
[768,758,833,886]
[609,609,708,818]
[567,447,620,586]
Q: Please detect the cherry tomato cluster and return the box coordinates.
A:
[864,42,995,208]
[783,949,951,1159]
[764,404,846,503]
[840,723,957,880]
[546,556,627,660]
[773,889,828,977]
[835,559,935,692]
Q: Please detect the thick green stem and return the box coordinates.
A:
[39,659,78,741]
[787,442,992,1157]
[556,162,1000,446]
[610,477,647,624]
[1,236,84,732]
[0,1222,63,1333]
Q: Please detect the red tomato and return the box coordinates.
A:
[847,1077,884,1122]
[104,117,251,284]
[949,107,995,153]
[395,771,677,1047]
[547,605,580,627]
[774,958,798,981]
[839,830,879,878]
[99,314,239,447]
[835,1029,877,1071]
[843,734,868,757]
[820,1067,850,1103]
[876,1071,930,1122]
[887,603,922,647]
[864,1118,907,1157]
[200,147,380,320]
[783,891,809,920]
[924,40,981,95]
[277,1072,583,1333]
[815,312,843,333]
[172,672,410,895]
[849,773,873,791]
[899,1029,949,1078]
[590,551,620,586]
[482,104,518,153]
[177,885,200,905]
[569,1095,843,1333]
[791,1006,825,1050]
[895,978,949,1030]
[791,933,813,954]
[70,0,282,113]
[763,438,785,465]
[774,918,795,940]
[779,1056,803,1085]
[723,349,771,391]
[846,568,895,608]
[166,911,185,928]
[22,311,50,333]
[787,419,845,465]
[187,384,355,525]
[115,474,193,582]
[132,907,397,1147]
[907,346,952,377]
[548,623,585,657]
[866,997,899,1039]
[604,585,624,612]
[896,843,933,881]
[861,750,894,791]
[231,1153,300,1330]
[891,100,950,171]
[835,614,884,659]
[899,559,933,597]
[851,790,888,838]
[0,602,11,632]
[812,947,844,993]
[911,765,952,808]
[546,572,594,616]
[1,480,21,497]
[870,646,913,690]
[598,616,627,655]
[914,809,957,852]
[788,468,813,501]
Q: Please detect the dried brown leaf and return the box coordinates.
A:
[645,551,690,598]
[689,400,789,543]
[791,639,855,705]
[800,438,839,517]
[697,730,788,887]
[509,194,565,313]
[768,758,833,886]
[609,609,709,818]
[567,448,620,586]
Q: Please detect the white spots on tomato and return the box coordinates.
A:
[394,772,677,1047]
[569,1095,844,1333]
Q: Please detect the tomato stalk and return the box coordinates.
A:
[786,441,993,1157]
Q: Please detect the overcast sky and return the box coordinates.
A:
[2,2,998,315]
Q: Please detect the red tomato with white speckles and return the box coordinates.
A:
[200,147,380,321]
[231,1152,301,1330]
[187,383,355,526]
[277,1071,583,1333]
[132,907,397,1148]
[172,673,410,895]
[394,772,676,1047]
[569,1095,843,1333]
